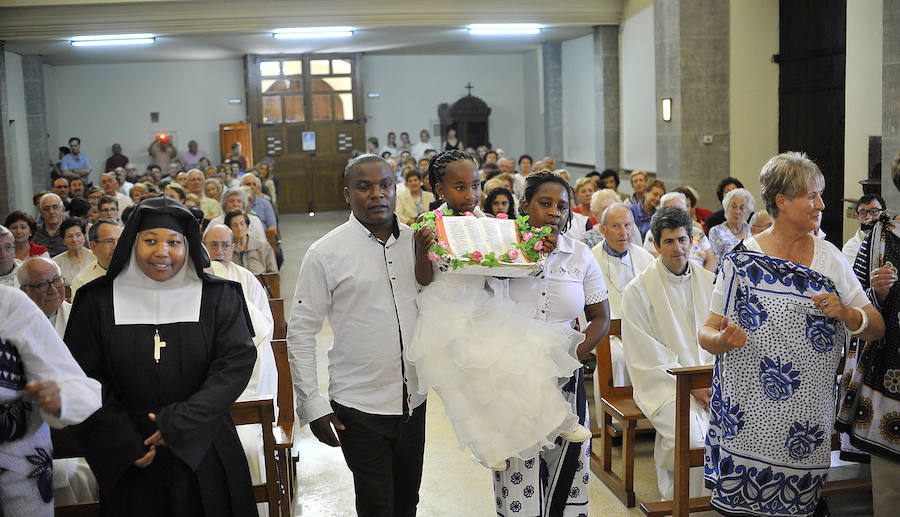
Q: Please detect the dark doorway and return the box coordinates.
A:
[777,0,846,246]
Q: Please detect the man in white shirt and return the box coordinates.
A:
[186,169,222,220]
[643,192,715,271]
[591,203,655,386]
[99,172,132,217]
[410,129,436,160]
[287,154,425,516]
[70,219,121,299]
[842,194,885,263]
[621,206,715,500]
[0,225,19,288]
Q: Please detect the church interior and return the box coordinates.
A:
[0,0,896,515]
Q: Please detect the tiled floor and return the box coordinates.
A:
[275,211,873,516]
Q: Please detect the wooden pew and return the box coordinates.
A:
[272,338,297,513]
[640,365,873,517]
[591,319,647,507]
[269,298,286,340]
[231,396,281,517]
[257,273,280,299]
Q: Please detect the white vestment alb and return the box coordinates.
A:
[591,242,654,387]
[621,259,715,499]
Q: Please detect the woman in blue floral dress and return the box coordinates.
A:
[698,152,884,517]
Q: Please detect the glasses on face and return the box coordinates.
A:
[99,207,117,214]
[24,275,64,292]
[206,241,235,250]
[96,238,118,246]
[40,204,63,212]
[858,208,883,218]
[0,243,14,254]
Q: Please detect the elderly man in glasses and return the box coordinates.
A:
[33,193,68,256]
[18,257,70,337]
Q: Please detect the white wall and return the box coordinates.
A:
[49,59,246,183]
[4,51,34,212]
[562,34,596,166]
[844,0,883,239]
[729,0,779,210]
[619,4,656,171]
[362,54,527,157]
[523,48,545,160]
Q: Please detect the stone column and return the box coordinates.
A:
[594,25,620,170]
[883,0,900,209]
[0,43,13,216]
[654,0,729,205]
[542,41,564,164]
[22,55,49,194]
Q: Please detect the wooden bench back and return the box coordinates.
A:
[270,338,295,436]
[595,318,625,399]
[231,396,281,517]
[257,273,280,299]
[269,298,285,340]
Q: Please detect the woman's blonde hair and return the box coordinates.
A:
[759,151,824,218]
[574,177,596,192]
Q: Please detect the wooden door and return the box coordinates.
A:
[777,0,845,245]
[246,54,365,213]
[220,122,253,165]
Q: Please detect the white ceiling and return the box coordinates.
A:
[0,0,621,65]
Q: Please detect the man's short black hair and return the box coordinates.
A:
[598,169,620,187]
[716,177,744,202]
[343,154,390,186]
[857,193,886,211]
[68,137,81,145]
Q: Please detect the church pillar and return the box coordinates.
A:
[654,0,730,205]
[883,0,900,208]
[22,55,49,193]
[0,43,13,216]
[594,25,620,171]
[542,41,564,164]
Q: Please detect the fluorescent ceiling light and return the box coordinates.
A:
[467,24,542,35]
[71,33,155,46]
[273,26,354,39]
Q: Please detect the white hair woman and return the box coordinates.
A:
[698,152,885,517]
[708,187,755,265]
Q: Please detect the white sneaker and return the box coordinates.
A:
[560,424,592,443]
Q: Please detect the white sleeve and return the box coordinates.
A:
[285,249,334,427]
[6,289,101,427]
[582,247,609,305]
[709,263,729,316]
[829,246,869,308]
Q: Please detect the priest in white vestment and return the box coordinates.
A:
[590,203,654,387]
[204,224,277,487]
[621,206,715,500]
[17,257,99,506]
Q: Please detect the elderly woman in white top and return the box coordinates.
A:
[53,217,95,288]
[708,187,754,265]
[698,152,884,517]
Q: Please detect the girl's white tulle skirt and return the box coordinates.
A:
[407,274,585,467]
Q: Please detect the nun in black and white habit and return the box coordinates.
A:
[65,195,257,516]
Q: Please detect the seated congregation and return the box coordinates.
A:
[1,136,896,517]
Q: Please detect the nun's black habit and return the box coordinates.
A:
[65,195,257,516]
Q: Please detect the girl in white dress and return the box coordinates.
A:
[408,151,592,470]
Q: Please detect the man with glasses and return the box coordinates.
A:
[70,219,121,299]
[52,177,71,204]
[33,193,68,256]
[97,195,120,223]
[0,225,19,288]
[843,193,886,263]
[18,257,70,336]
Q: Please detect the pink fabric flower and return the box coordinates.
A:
[523,232,535,241]
[464,211,475,217]
[470,251,483,262]
[533,240,544,252]
[427,251,440,263]
[496,213,509,219]
[438,240,449,250]
[433,209,443,220]
[506,249,519,261]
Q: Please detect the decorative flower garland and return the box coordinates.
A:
[411,208,551,270]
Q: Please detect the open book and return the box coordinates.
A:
[435,216,528,264]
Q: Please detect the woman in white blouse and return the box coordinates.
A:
[53,217,95,288]
[493,171,611,516]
